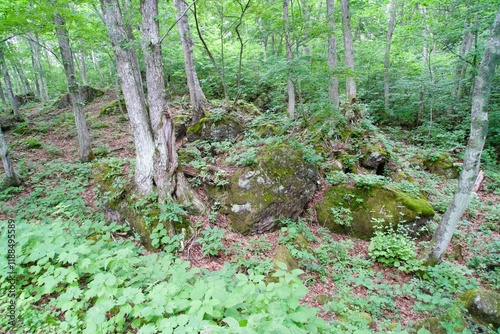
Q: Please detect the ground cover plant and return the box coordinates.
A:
[1,94,499,333]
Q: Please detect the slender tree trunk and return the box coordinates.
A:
[455,7,473,102]
[80,51,88,86]
[0,80,8,113]
[0,126,21,187]
[340,0,356,101]
[174,0,206,124]
[193,2,229,106]
[0,50,21,120]
[101,0,155,194]
[91,50,105,81]
[384,0,397,113]
[12,62,31,94]
[425,9,500,265]
[284,0,295,118]
[53,12,93,162]
[327,0,339,108]
[233,0,251,105]
[417,6,428,125]
[29,34,50,102]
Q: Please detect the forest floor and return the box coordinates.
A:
[2,90,499,332]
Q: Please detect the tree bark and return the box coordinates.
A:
[284,0,295,118]
[327,0,339,108]
[0,79,8,113]
[340,0,356,101]
[0,126,21,187]
[174,0,206,124]
[101,0,155,194]
[54,12,93,162]
[425,8,500,265]
[0,49,21,120]
[140,0,177,203]
[384,0,397,112]
[80,51,88,86]
[233,0,251,106]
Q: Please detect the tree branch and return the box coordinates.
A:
[159,0,199,45]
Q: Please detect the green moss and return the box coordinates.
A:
[317,184,434,239]
[100,100,126,116]
[22,139,43,149]
[187,117,209,134]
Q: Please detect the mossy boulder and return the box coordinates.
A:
[409,315,466,334]
[316,184,434,239]
[423,152,459,178]
[100,99,126,116]
[461,289,500,330]
[92,159,192,249]
[55,86,104,109]
[273,245,299,271]
[253,93,271,111]
[207,144,319,234]
[174,114,189,138]
[187,113,244,142]
[360,142,388,174]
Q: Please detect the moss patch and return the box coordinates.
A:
[316,184,434,239]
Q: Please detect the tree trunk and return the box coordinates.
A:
[0,126,21,187]
[0,49,21,120]
[174,0,206,124]
[28,33,50,102]
[425,8,500,265]
[80,51,88,86]
[233,0,251,106]
[284,0,295,118]
[327,0,339,108]
[340,0,356,101]
[417,6,428,125]
[0,79,8,113]
[91,50,105,81]
[12,62,31,95]
[193,2,229,106]
[384,0,397,113]
[54,12,93,162]
[140,0,177,203]
[101,0,155,194]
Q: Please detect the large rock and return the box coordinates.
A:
[55,86,104,109]
[423,152,459,178]
[461,289,500,330]
[360,142,388,175]
[208,144,319,234]
[187,111,244,142]
[316,184,434,239]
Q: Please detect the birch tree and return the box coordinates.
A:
[53,11,94,162]
[174,0,206,124]
[327,0,339,108]
[340,0,356,101]
[0,126,20,187]
[425,8,500,264]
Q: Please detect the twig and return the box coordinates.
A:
[159,0,199,45]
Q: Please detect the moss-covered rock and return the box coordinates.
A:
[100,99,126,116]
[55,86,104,109]
[423,152,459,178]
[273,245,299,271]
[316,184,434,239]
[360,142,388,174]
[174,114,189,138]
[461,289,500,330]
[207,144,319,234]
[253,93,271,111]
[409,315,466,334]
[187,113,244,142]
[92,159,192,249]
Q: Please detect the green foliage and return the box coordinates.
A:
[150,224,183,253]
[368,226,422,273]
[330,207,353,227]
[199,227,226,257]
[158,201,187,224]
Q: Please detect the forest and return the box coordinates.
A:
[0,0,499,332]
